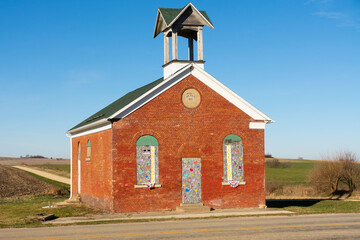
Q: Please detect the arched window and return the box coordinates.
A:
[86,140,91,161]
[77,142,81,161]
[223,134,244,183]
[136,135,159,185]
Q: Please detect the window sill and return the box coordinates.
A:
[222,181,246,186]
[85,158,91,162]
[134,184,162,188]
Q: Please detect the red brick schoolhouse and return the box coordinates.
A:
[66,3,273,212]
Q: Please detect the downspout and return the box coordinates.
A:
[66,133,72,199]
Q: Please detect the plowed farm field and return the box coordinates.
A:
[0,165,54,198]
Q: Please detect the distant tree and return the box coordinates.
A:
[265,153,273,158]
[22,154,46,159]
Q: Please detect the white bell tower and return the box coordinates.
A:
[153,3,214,79]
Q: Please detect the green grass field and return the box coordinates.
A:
[265,159,317,186]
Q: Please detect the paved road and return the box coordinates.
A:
[1,213,359,240]
[12,166,70,184]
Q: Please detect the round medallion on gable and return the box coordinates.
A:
[182,88,201,108]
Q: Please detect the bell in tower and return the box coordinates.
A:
[153,3,214,79]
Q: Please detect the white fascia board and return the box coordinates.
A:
[168,3,214,30]
[249,122,266,129]
[66,118,109,135]
[70,123,112,138]
[167,3,192,27]
[191,64,273,123]
[153,10,163,38]
[110,64,193,120]
[188,3,214,29]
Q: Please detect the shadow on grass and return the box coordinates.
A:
[266,199,324,208]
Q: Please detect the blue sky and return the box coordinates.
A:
[0,0,359,159]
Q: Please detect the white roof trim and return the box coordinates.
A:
[110,63,273,123]
[66,118,110,135]
[70,123,112,138]
[109,64,192,120]
[153,10,160,38]
[168,3,214,29]
[249,122,266,129]
[153,3,214,38]
[191,64,273,122]
[153,10,163,38]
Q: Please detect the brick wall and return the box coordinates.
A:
[111,74,265,212]
[71,129,113,211]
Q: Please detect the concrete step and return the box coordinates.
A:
[176,203,211,213]
[54,195,81,207]
[66,195,81,203]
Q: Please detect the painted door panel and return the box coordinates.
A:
[182,158,201,204]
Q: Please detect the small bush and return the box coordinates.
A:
[265,159,291,168]
[48,187,70,196]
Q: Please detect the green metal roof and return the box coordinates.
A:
[69,77,164,132]
[159,7,212,26]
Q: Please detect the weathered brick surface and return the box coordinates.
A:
[110,74,265,212]
[71,129,113,211]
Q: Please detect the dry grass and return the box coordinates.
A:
[0,157,69,166]
[266,184,318,199]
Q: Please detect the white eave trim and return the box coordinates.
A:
[153,10,163,38]
[108,63,273,123]
[109,63,192,120]
[249,122,266,129]
[68,123,112,138]
[153,4,213,38]
[168,3,214,30]
[191,64,273,122]
[66,118,110,135]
